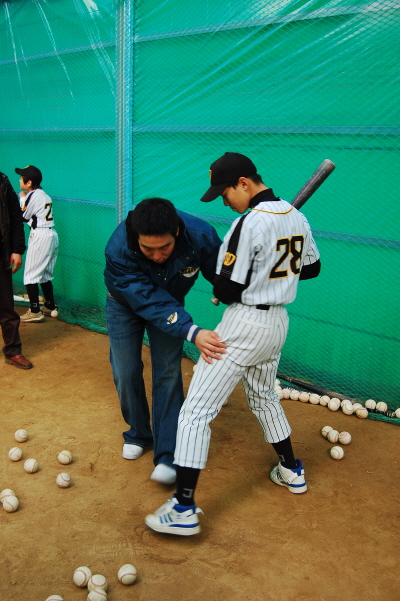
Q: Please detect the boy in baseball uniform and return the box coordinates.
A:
[145,153,321,535]
[15,166,59,322]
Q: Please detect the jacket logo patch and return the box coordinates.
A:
[223,252,236,266]
[181,267,199,278]
[167,312,178,324]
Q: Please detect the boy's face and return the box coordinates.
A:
[221,178,252,214]
[19,176,32,191]
[138,229,178,263]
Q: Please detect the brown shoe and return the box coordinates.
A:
[5,354,33,370]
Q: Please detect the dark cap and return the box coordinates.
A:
[15,165,42,184]
[200,152,257,202]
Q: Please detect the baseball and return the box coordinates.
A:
[45,596,64,601]
[299,392,310,403]
[352,403,363,410]
[339,431,352,445]
[56,473,71,488]
[8,447,23,461]
[88,575,107,592]
[88,589,107,601]
[14,429,28,442]
[289,390,300,400]
[365,399,376,410]
[274,386,282,393]
[118,564,137,585]
[341,401,354,415]
[309,393,320,405]
[395,408,400,418]
[0,489,16,503]
[58,450,73,465]
[275,379,280,387]
[278,391,284,400]
[192,364,197,372]
[24,458,38,473]
[356,407,368,419]
[327,429,339,443]
[281,388,290,399]
[328,398,340,411]
[330,446,344,460]
[319,395,330,406]
[340,399,350,407]
[73,566,92,587]
[376,401,388,412]
[321,426,333,438]
[2,495,19,512]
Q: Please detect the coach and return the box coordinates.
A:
[0,170,32,369]
[104,198,226,485]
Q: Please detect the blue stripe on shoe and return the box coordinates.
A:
[289,482,306,488]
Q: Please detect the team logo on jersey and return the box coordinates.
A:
[223,252,236,266]
[167,312,178,324]
[180,267,199,278]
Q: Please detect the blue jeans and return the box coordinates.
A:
[106,295,184,468]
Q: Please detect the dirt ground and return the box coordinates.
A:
[0,310,398,601]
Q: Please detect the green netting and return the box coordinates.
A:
[1,0,399,419]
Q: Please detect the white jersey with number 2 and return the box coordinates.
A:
[22,189,55,229]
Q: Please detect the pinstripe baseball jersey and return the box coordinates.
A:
[22,189,54,229]
[216,195,319,306]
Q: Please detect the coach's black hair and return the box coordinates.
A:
[21,175,42,190]
[127,198,179,238]
[226,173,264,188]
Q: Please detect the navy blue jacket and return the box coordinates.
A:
[104,211,222,340]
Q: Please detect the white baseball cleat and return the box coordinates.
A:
[150,463,177,485]
[270,459,307,493]
[145,494,203,536]
[122,444,144,460]
[20,309,45,322]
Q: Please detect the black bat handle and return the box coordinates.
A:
[291,159,336,209]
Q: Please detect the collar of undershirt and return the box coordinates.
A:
[250,188,280,208]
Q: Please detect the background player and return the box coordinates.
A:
[145,152,321,535]
[15,166,59,322]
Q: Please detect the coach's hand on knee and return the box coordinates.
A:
[194,330,227,364]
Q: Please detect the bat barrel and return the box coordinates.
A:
[291,159,336,209]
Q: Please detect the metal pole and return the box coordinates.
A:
[115,0,134,224]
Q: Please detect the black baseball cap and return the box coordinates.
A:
[200,152,257,202]
[15,165,42,184]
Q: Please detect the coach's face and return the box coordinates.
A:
[138,230,178,263]
[222,178,252,214]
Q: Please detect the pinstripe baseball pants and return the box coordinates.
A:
[24,228,58,285]
[174,303,292,469]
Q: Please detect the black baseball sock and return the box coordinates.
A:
[175,466,201,506]
[271,436,297,469]
[25,284,41,313]
[41,281,56,309]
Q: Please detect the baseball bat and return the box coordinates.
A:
[210,158,336,305]
[277,371,397,418]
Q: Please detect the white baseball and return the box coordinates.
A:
[281,388,290,399]
[356,407,368,419]
[309,394,320,405]
[327,429,339,443]
[299,392,310,403]
[0,489,16,503]
[118,564,137,585]
[278,391,284,400]
[341,401,354,415]
[319,395,330,406]
[275,379,280,387]
[192,364,197,372]
[330,446,344,459]
[56,473,71,488]
[2,495,19,512]
[339,431,352,445]
[376,401,388,412]
[352,403,363,410]
[328,398,340,411]
[289,390,300,400]
[14,429,28,442]
[321,426,333,438]
[45,596,64,601]
[365,399,376,410]
[395,408,400,418]
[73,566,92,587]
[58,450,73,465]
[8,447,23,461]
[88,575,107,592]
[24,458,38,473]
[274,386,282,393]
[88,587,107,601]
[340,399,350,407]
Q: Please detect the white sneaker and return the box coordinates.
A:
[122,444,144,460]
[145,494,203,536]
[270,459,307,494]
[150,464,176,485]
